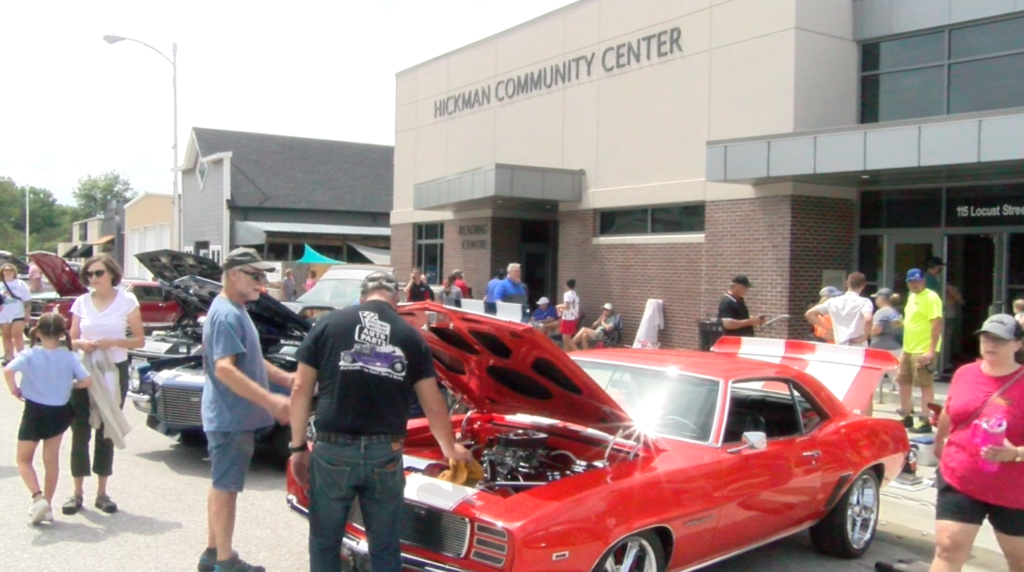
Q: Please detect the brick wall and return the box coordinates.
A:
[391,223,414,277]
[558,210,706,349]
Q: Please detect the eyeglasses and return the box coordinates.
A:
[237,269,267,283]
[85,270,106,279]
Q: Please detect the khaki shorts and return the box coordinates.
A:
[896,352,934,388]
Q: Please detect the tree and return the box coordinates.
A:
[73,171,136,217]
[0,177,79,255]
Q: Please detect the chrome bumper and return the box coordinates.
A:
[285,495,471,572]
[127,391,151,413]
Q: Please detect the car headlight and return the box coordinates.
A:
[128,366,141,392]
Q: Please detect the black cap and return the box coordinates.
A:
[731,275,752,288]
[222,247,276,271]
[926,256,945,268]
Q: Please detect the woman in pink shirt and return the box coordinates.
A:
[931,314,1024,572]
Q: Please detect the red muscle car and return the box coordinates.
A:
[28,252,183,332]
[286,303,909,572]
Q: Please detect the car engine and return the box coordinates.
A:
[477,430,601,490]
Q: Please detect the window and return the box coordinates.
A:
[858,235,882,296]
[131,286,165,303]
[724,380,806,443]
[599,204,705,236]
[77,224,87,242]
[415,223,444,285]
[859,189,942,229]
[861,15,1024,123]
[210,245,222,264]
[197,158,209,189]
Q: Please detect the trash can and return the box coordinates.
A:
[698,319,724,351]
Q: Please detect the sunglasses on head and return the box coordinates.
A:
[237,269,267,283]
[85,269,106,279]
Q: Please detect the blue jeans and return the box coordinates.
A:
[308,437,405,572]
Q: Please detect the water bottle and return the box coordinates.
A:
[971,416,1007,472]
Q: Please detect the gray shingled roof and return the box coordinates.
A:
[192,127,393,213]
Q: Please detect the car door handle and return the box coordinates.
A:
[802,451,821,458]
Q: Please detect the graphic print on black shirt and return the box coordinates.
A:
[296,300,436,436]
[339,311,409,378]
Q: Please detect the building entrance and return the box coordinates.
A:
[877,232,1024,372]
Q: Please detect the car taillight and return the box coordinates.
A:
[470,522,509,568]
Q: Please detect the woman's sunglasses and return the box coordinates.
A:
[85,269,107,279]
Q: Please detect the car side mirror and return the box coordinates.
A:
[727,431,767,454]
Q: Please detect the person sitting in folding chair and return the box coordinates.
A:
[573,303,621,350]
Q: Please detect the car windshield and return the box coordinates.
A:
[297,278,363,308]
[574,360,721,443]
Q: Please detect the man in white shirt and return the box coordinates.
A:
[805,272,874,347]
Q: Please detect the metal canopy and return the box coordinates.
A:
[707,110,1024,187]
[413,164,583,211]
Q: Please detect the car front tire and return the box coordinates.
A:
[591,530,665,572]
[810,469,880,559]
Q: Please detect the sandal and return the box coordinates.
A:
[95,494,118,514]
[62,495,83,515]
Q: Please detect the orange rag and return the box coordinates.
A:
[438,458,485,486]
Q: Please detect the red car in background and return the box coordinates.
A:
[286,304,908,572]
[28,252,183,332]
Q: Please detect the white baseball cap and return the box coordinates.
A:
[603,303,614,310]
[537,297,550,305]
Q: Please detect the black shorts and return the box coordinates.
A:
[18,400,73,442]
[936,474,1024,536]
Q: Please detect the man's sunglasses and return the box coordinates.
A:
[237,269,267,283]
[85,270,106,279]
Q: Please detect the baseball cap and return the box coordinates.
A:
[452,268,463,277]
[537,297,550,305]
[731,275,752,288]
[871,287,894,299]
[222,247,276,271]
[360,271,399,294]
[975,314,1022,341]
[926,256,945,268]
[906,268,925,282]
[819,286,842,298]
[602,303,614,311]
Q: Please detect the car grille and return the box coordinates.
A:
[156,387,203,426]
[348,497,469,558]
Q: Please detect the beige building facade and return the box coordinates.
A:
[393,0,1024,355]
[124,192,172,279]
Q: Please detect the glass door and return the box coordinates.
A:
[884,235,942,296]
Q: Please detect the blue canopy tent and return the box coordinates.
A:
[296,245,343,264]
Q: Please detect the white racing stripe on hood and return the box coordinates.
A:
[405,473,477,511]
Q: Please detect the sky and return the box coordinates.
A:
[0,0,579,205]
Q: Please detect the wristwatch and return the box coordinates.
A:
[289,443,309,453]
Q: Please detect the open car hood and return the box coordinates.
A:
[171,276,309,340]
[398,302,632,433]
[28,251,87,297]
[712,336,900,413]
[134,249,223,283]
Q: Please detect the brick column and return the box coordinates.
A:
[391,223,414,276]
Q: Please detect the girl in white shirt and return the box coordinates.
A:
[64,254,144,516]
[1,263,32,365]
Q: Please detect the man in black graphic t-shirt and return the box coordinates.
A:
[717,275,766,338]
[288,272,471,572]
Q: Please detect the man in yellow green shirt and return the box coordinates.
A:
[896,268,944,433]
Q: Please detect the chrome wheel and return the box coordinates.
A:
[845,473,879,550]
[600,535,661,572]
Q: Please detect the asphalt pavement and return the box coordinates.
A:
[0,377,1010,572]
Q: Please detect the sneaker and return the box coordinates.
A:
[61,495,82,515]
[214,555,265,572]
[910,421,933,434]
[900,415,914,429]
[95,494,118,514]
[199,549,237,572]
[44,510,53,523]
[29,498,49,525]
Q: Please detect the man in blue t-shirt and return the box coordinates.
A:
[199,248,294,572]
[530,297,559,337]
[483,268,506,314]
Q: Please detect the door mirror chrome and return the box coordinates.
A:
[727,431,767,454]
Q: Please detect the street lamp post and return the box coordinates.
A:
[103,35,181,251]
[24,187,29,255]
